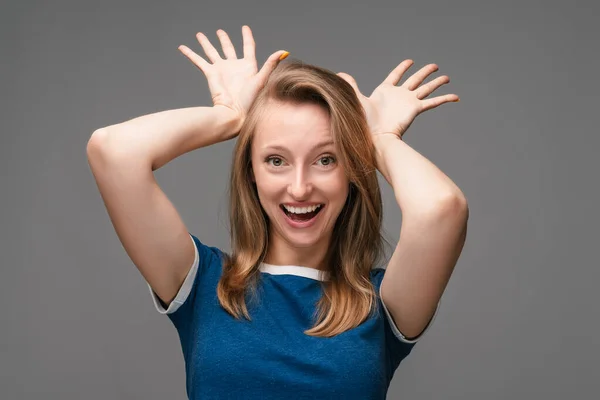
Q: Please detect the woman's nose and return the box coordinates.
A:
[287,173,313,199]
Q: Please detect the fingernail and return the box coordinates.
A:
[279,51,290,61]
[454,98,460,102]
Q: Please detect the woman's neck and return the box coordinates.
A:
[264,230,332,271]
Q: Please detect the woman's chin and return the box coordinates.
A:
[273,223,326,248]
[280,225,321,244]
[288,236,322,248]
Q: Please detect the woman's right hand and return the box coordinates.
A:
[178,25,289,137]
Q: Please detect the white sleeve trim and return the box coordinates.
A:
[379,284,441,344]
[148,234,200,315]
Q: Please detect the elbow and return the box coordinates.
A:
[444,193,468,214]
[87,129,105,157]
[86,128,151,171]
[86,129,111,165]
[419,193,469,222]
[87,129,107,152]
[438,193,469,219]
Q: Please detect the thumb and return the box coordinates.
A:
[256,50,289,83]
[337,72,361,95]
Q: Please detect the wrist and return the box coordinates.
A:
[373,132,401,155]
[372,131,402,141]
[212,105,244,140]
[371,133,401,186]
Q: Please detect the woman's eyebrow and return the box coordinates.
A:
[262,140,335,152]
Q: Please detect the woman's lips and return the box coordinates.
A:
[279,204,325,229]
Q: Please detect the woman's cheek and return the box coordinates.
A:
[327,173,350,196]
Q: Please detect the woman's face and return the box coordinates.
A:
[250,100,350,249]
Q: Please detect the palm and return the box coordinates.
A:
[338,60,459,138]
[359,84,421,137]
[206,58,259,111]
[178,25,287,130]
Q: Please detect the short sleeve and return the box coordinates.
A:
[147,233,221,319]
[371,268,441,344]
[380,283,440,344]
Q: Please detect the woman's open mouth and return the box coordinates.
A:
[279,204,325,228]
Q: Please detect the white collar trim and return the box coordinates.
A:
[259,262,330,281]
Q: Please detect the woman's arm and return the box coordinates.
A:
[337,60,467,339]
[87,25,286,308]
[93,105,239,171]
[374,133,468,339]
[87,105,238,306]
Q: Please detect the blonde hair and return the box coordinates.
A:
[217,59,390,337]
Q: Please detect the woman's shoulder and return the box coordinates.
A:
[369,267,386,288]
[190,234,226,260]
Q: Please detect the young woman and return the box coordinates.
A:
[87,25,468,399]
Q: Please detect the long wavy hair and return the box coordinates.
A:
[217,59,390,337]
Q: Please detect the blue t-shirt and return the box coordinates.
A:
[148,234,439,399]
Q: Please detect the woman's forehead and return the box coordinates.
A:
[253,101,332,148]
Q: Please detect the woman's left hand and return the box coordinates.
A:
[337,60,459,139]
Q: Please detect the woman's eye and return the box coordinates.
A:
[265,155,335,168]
[318,155,336,166]
[266,156,284,167]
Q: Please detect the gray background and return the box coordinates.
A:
[2,0,598,398]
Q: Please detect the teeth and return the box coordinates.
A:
[283,204,323,214]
